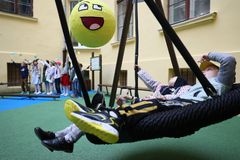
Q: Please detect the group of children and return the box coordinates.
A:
[16,56,82,97]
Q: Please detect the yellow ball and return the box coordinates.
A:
[69,0,116,48]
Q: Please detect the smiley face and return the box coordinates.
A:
[69,0,116,48]
[78,2,104,30]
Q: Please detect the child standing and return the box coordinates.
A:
[12,60,30,94]
[31,59,41,94]
[70,63,82,98]
[41,60,50,94]
[54,61,62,95]
[61,56,70,96]
[39,60,55,95]
[46,61,56,95]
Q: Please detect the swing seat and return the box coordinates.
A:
[86,83,240,144]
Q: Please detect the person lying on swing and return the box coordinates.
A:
[34,66,190,152]
[65,52,236,144]
[34,52,236,152]
[116,65,191,106]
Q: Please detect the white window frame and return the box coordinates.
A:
[0,0,33,17]
[168,0,210,24]
[69,0,93,49]
[117,0,133,41]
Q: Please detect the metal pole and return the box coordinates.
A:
[91,52,95,90]
[109,0,133,107]
[144,0,217,96]
[154,0,180,76]
[55,0,91,107]
[99,54,102,92]
[134,0,139,98]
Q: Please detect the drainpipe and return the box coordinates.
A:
[62,0,67,65]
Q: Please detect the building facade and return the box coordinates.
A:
[0,0,239,95]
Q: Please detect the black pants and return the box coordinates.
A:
[55,78,61,94]
[21,78,29,92]
[86,99,192,144]
[115,99,192,127]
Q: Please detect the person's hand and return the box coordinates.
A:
[116,95,133,106]
[198,54,210,63]
[142,95,155,100]
[116,96,125,106]
[66,56,69,61]
[134,65,141,72]
[156,95,166,100]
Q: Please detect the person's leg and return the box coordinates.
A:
[55,124,84,143]
[34,124,83,153]
[34,84,38,94]
[61,86,65,95]
[68,99,183,144]
[76,80,82,97]
[65,86,69,96]
[47,83,53,95]
[43,82,47,94]
[41,124,84,153]
[35,99,92,153]
[37,83,41,94]
[54,124,76,137]
[55,78,61,94]
[66,100,157,143]
[51,82,55,94]
[21,78,25,93]
[39,84,41,93]
[71,80,77,97]
[57,79,61,94]
[34,99,92,141]
[25,78,30,93]
[62,86,69,96]
[54,79,58,94]
[47,82,50,93]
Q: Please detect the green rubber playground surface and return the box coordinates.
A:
[0,96,240,160]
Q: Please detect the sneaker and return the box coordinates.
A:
[41,137,73,153]
[70,111,119,144]
[70,94,77,98]
[47,92,52,95]
[34,127,56,141]
[64,99,94,122]
[91,92,106,110]
[36,91,41,95]
[20,91,25,94]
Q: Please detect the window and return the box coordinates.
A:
[117,0,133,41]
[69,0,92,49]
[119,70,127,86]
[0,0,33,17]
[70,0,80,47]
[169,68,196,85]
[168,0,210,24]
[7,62,21,86]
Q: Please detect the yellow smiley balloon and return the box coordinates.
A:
[69,0,116,48]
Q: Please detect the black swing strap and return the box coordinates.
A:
[55,0,91,107]
[134,0,139,98]
[109,0,133,107]
[144,0,217,97]
[155,0,180,76]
